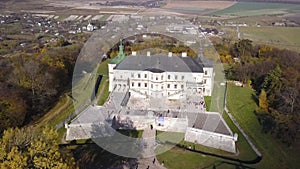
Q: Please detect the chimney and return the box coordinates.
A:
[168,52,172,57]
[147,51,151,57]
[132,51,137,56]
[182,52,187,57]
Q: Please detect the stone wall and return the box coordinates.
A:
[185,127,236,153]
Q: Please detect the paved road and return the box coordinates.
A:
[136,126,167,169]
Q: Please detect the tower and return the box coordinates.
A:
[108,39,127,91]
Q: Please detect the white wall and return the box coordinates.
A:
[203,67,214,96]
[110,67,214,97]
[108,63,116,91]
[185,127,236,153]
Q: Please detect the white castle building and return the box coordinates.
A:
[66,40,237,153]
[108,41,214,99]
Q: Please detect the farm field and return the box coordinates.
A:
[222,15,287,26]
[163,0,235,10]
[240,26,300,52]
[213,2,300,16]
[160,0,235,15]
[217,25,300,52]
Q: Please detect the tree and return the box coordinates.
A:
[0,83,27,134]
[0,127,77,169]
[259,89,268,112]
[262,65,282,105]
[220,40,299,145]
[230,39,253,59]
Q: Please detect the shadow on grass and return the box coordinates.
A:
[60,140,138,169]
[251,93,258,106]
[203,160,257,169]
[165,141,262,165]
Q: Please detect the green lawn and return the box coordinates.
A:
[155,130,256,169]
[222,112,257,161]
[97,58,110,75]
[204,96,211,111]
[226,84,300,169]
[156,146,251,169]
[116,130,143,138]
[157,147,219,169]
[96,58,111,105]
[97,76,110,105]
[156,131,223,169]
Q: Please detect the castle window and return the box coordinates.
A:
[138,74,141,78]
[138,83,141,87]
[174,84,177,89]
[145,83,147,87]
[144,74,147,78]
[181,76,184,80]
[204,71,207,75]
[181,85,184,89]
[168,75,170,79]
[175,75,177,80]
[132,82,134,87]
[167,84,170,88]
[204,79,207,84]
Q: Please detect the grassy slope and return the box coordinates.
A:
[35,94,72,128]
[226,84,300,169]
[97,76,110,105]
[36,59,111,140]
[96,59,110,105]
[156,83,299,169]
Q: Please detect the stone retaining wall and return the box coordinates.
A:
[185,127,236,153]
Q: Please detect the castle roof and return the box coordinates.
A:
[115,54,204,73]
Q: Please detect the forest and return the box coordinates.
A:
[215,39,300,145]
[0,39,82,134]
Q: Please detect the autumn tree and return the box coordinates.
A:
[259,89,268,112]
[0,127,77,169]
[256,89,275,133]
